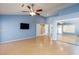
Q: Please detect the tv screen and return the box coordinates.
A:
[20,23,29,29]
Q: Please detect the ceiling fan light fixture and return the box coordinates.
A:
[21,4,42,16]
[30,12,36,16]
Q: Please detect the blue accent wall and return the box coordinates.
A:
[0,16,2,42]
[0,15,45,42]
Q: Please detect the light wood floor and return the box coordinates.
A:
[0,36,76,55]
[59,35,76,43]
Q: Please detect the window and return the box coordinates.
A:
[63,24,75,33]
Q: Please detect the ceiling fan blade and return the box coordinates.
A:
[35,12,40,15]
[22,11,29,12]
[27,6,31,9]
[29,15,32,16]
[21,4,24,7]
[36,9,42,12]
[31,4,34,7]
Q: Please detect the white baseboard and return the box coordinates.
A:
[0,36,36,44]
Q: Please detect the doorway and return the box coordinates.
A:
[57,22,77,45]
[36,24,49,47]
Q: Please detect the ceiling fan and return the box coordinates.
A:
[21,4,43,16]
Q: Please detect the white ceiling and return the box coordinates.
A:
[0,3,75,17]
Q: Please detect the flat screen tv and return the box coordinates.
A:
[20,23,29,29]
